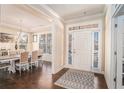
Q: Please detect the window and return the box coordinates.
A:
[19,32,28,50]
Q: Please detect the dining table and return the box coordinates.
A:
[0,53,42,73]
[0,55,20,73]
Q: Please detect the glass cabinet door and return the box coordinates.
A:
[47,33,52,54]
[39,33,52,54]
[39,34,46,53]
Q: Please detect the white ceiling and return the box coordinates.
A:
[0,4,105,32]
[0,5,52,32]
[47,4,105,20]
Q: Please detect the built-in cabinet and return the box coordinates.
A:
[39,33,52,62]
[39,34,46,53]
[32,32,52,62]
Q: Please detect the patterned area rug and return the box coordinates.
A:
[54,69,94,89]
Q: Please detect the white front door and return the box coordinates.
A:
[73,31,92,71]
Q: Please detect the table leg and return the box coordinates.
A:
[9,60,16,73]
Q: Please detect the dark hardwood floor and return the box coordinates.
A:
[0,61,108,89]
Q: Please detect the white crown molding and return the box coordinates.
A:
[65,13,105,24]
[39,5,65,23]
[25,4,53,22]
[26,4,65,30]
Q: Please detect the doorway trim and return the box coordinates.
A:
[65,29,103,74]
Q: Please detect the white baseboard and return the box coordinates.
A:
[52,65,64,74]
[104,74,110,89]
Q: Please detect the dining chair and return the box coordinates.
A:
[0,60,11,72]
[38,49,43,67]
[30,51,38,69]
[15,52,29,75]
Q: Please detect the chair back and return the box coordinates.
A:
[38,49,43,56]
[31,51,38,62]
[20,52,29,63]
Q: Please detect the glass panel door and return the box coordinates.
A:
[92,32,100,71]
[47,33,52,54]
[68,33,73,65]
[39,34,46,53]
